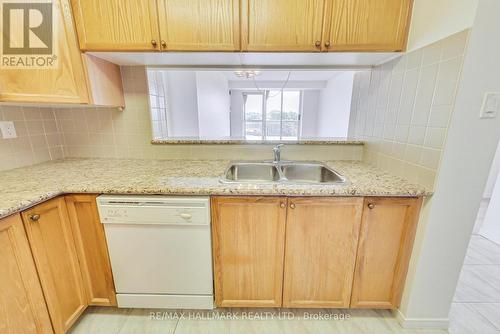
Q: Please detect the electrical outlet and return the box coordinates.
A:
[0,121,18,139]
[480,92,500,119]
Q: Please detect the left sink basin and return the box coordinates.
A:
[222,162,281,183]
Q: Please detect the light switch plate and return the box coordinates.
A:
[480,92,500,119]
[0,121,18,139]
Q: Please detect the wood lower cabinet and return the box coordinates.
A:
[350,197,422,309]
[65,194,116,307]
[21,197,87,334]
[283,197,363,308]
[0,214,54,334]
[211,197,287,307]
[157,0,240,51]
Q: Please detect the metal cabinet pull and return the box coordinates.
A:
[324,41,331,48]
[314,40,321,48]
[290,203,296,209]
[29,214,40,222]
[161,40,167,49]
[280,202,286,209]
[367,203,375,210]
[151,39,158,48]
[179,213,192,220]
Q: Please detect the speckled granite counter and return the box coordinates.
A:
[0,158,431,219]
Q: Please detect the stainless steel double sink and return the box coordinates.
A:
[220,161,347,184]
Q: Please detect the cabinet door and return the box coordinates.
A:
[211,197,287,307]
[157,0,240,51]
[0,214,54,334]
[283,197,363,308]
[324,0,413,51]
[351,197,422,309]
[22,198,87,334]
[0,0,89,104]
[65,195,116,307]
[241,0,326,51]
[71,0,160,51]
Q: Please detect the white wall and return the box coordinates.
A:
[317,72,354,138]
[164,71,199,137]
[196,72,231,138]
[301,90,320,137]
[407,0,478,51]
[399,0,500,327]
[480,172,500,245]
[230,91,244,138]
[484,141,500,198]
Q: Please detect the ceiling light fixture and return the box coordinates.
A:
[234,70,261,78]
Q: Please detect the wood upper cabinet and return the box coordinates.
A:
[351,197,422,309]
[241,0,327,51]
[65,194,116,307]
[157,0,240,51]
[0,214,54,334]
[211,197,287,307]
[283,197,363,308]
[21,197,87,334]
[324,0,413,51]
[71,0,160,51]
[0,0,89,104]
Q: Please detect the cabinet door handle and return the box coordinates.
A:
[29,214,40,222]
[151,39,158,48]
[179,213,192,220]
[324,41,331,48]
[280,202,286,209]
[290,203,296,209]
[314,40,321,48]
[367,203,375,210]
[161,40,167,49]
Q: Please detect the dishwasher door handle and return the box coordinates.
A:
[179,213,192,220]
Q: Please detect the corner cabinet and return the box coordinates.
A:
[0,214,54,334]
[212,196,422,309]
[211,197,287,307]
[0,0,124,107]
[21,197,87,334]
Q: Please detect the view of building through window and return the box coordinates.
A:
[244,90,301,140]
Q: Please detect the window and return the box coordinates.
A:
[243,90,302,141]
[147,70,169,140]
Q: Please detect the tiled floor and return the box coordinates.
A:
[69,307,447,334]
[69,200,500,334]
[449,198,500,334]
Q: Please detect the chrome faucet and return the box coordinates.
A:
[273,144,284,163]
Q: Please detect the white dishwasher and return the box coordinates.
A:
[97,195,214,309]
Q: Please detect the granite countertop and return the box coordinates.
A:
[151,137,364,145]
[0,158,431,219]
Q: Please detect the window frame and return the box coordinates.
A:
[242,90,303,141]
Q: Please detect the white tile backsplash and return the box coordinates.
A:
[349,30,469,189]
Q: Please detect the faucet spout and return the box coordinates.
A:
[273,144,284,163]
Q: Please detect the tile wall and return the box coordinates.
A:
[0,106,63,171]
[349,30,469,189]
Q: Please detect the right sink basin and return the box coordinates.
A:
[279,162,346,184]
